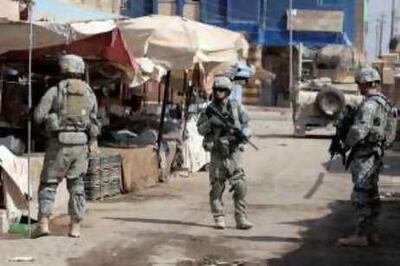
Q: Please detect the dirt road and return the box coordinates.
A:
[2,109,400,265]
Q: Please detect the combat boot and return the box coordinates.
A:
[214,216,226,230]
[69,219,81,238]
[236,217,253,230]
[32,217,51,238]
[336,235,369,247]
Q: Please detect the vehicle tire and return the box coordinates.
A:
[315,85,345,118]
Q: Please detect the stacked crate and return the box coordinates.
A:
[84,155,122,201]
[373,53,400,103]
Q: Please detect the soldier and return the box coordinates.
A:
[33,54,100,238]
[336,67,396,247]
[197,76,253,230]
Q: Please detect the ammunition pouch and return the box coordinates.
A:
[57,132,88,145]
[45,113,60,133]
[217,137,231,157]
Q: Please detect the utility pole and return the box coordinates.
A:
[375,21,379,57]
[390,0,396,40]
[377,13,386,56]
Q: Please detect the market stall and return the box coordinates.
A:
[0,12,251,231]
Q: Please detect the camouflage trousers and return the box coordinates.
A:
[38,139,88,221]
[209,150,247,221]
[350,153,382,236]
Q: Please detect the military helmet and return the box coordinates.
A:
[213,76,233,91]
[355,67,381,84]
[59,54,85,75]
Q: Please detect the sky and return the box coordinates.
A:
[365,0,399,61]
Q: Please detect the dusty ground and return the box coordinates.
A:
[2,108,400,265]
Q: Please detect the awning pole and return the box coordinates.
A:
[289,0,294,107]
[157,71,171,150]
[27,0,34,238]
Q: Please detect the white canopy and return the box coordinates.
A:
[118,15,249,70]
[0,20,118,56]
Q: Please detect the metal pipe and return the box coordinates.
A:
[27,0,34,238]
[289,0,294,107]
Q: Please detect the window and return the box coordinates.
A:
[318,0,343,5]
[121,0,129,10]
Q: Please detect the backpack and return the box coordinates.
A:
[59,79,91,131]
[369,95,398,148]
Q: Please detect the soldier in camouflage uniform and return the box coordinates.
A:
[197,76,253,230]
[337,67,396,247]
[33,54,100,238]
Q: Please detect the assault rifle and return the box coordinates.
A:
[207,105,259,150]
[328,105,357,168]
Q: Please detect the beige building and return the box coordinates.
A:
[67,0,121,14]
[158,0,200,21]
[0,0,20,21]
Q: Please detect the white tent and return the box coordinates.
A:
[118,15,249,70]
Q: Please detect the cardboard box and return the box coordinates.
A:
[382,67,395,85]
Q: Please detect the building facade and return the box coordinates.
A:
[0,0,20,21]
[121,0,366,106]
[67,0,121,14]
[121,0,365,49]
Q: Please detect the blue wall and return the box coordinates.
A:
[122,0,357,47]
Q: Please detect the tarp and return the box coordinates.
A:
[0,146,29,210]
[118,15,249,70]
[0,21,68,56]
[182,115,209,172]
[0,20,139,76]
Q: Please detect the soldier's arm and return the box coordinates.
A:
[88,90,101,140]
[197,110,212,136]
[238,104,251,137]
[34,86,58,124]
[345,101,377,148]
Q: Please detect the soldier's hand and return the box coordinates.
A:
[89,140,100,157]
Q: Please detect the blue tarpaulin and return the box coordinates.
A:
[33,0,122,23]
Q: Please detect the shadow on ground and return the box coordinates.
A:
[102,217,217,229]
[323,151,400,177]
[255,200,400,266]
[67,231,238,266]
